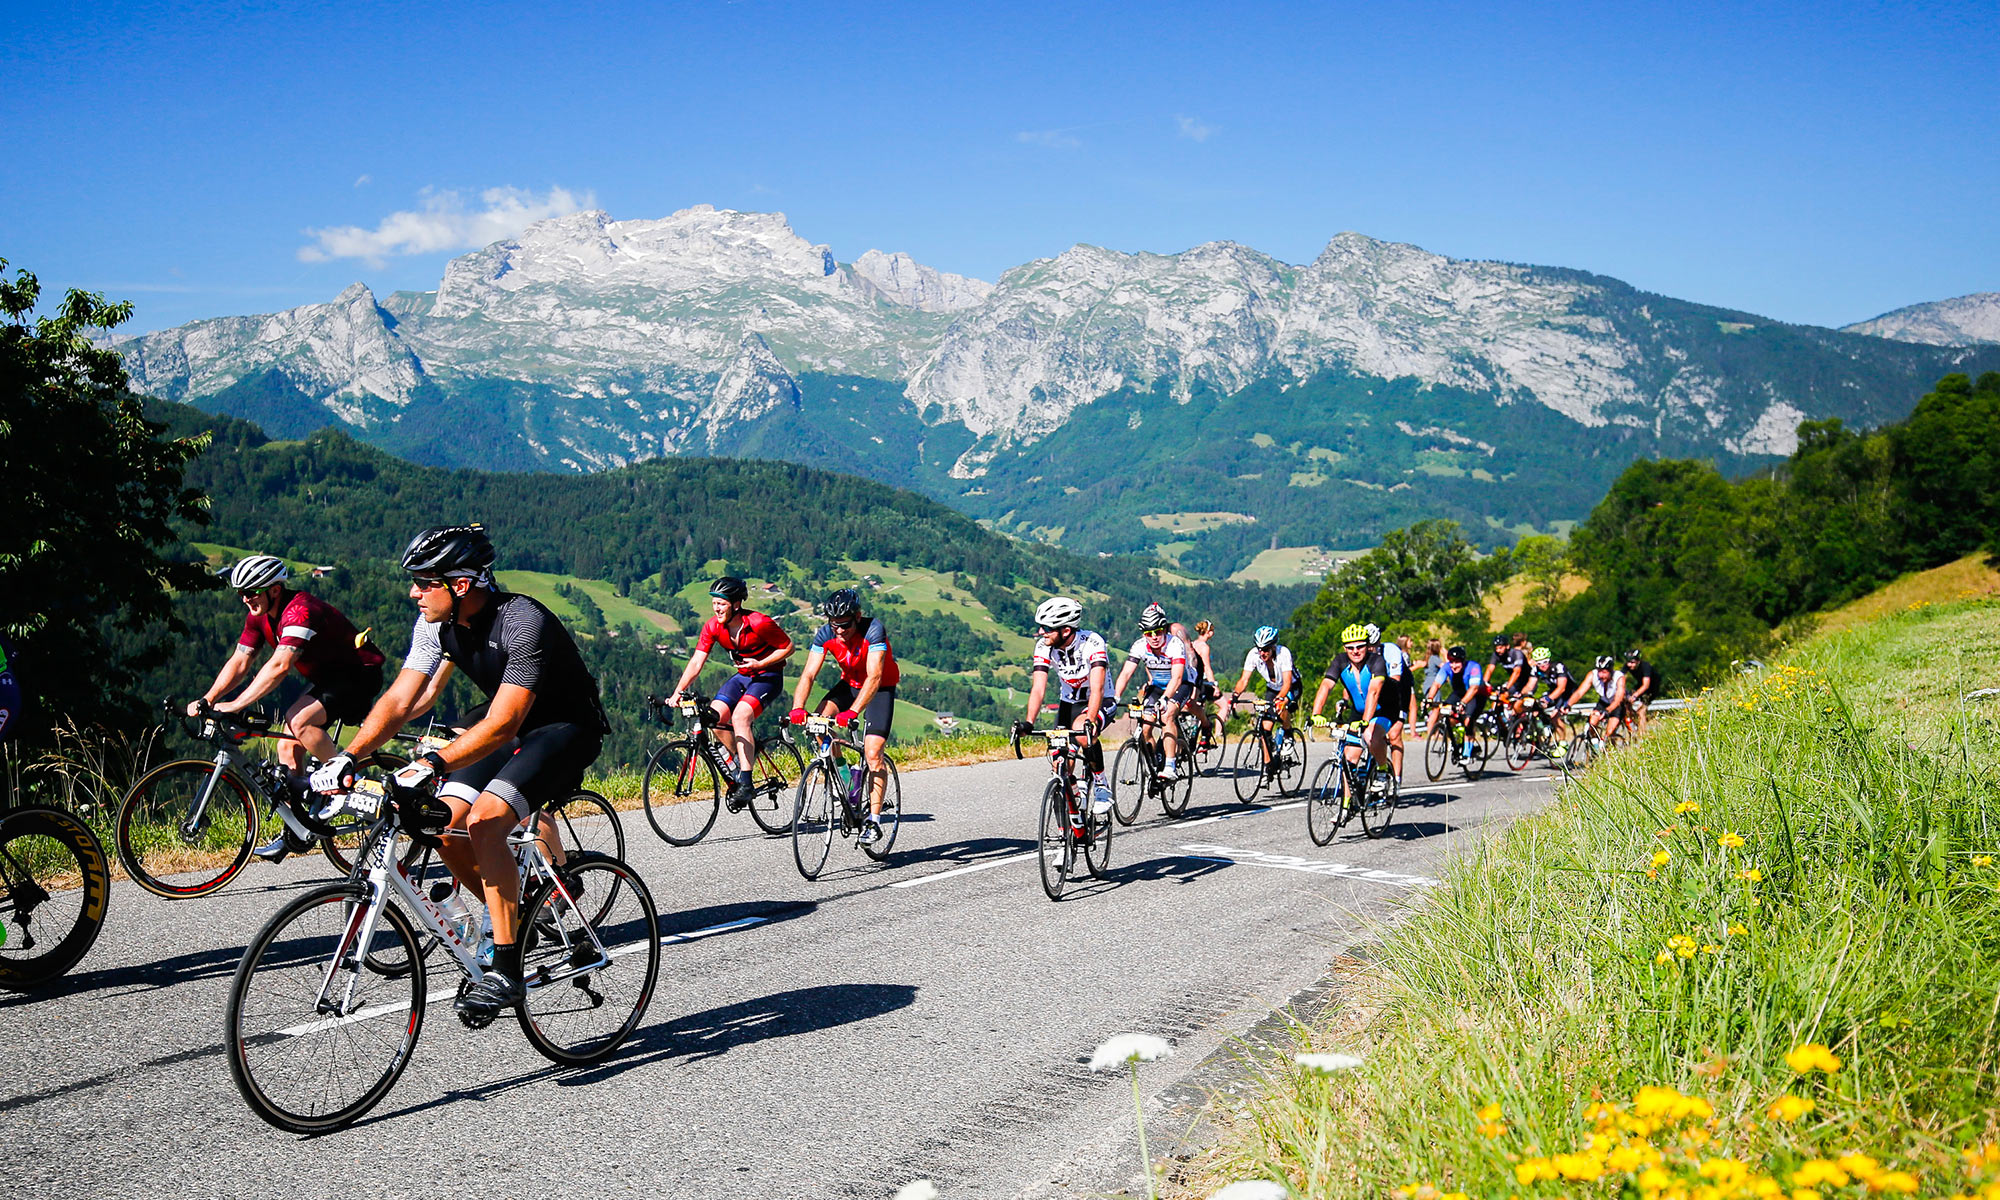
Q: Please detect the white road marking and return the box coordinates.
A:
[888,850,1043,889]
[1175,842,1441,888]
[1176,801,1304,827]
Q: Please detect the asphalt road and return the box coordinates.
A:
[0,743,1559,1199]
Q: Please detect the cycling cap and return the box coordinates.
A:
[1530,647,1551,665]
[225,554,289,591]
[821,587,861,620]
[1036,596,1083,629]
[401,525,495,581]
[1363,622,1381,644]
[1194,619,1213,636]
[1253,625,1281,649]
[1446,645,1467,661]
[1139,603,1170,632]
[1623,648,1641,662]
[1595,655,1615,670]
[709,576,749,603]
[1339,623,1368,646]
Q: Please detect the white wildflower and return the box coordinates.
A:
[892,1182,941,1200]
[1211,1183,1290,1200]
[1295,1051,1364,1074]
[1088,1033,1175,1071]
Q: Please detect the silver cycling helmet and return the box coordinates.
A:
[225,554,289,591]
[1363,622,1381,644]
[1035,596,1083,629]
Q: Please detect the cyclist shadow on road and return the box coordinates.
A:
[874,834,1033,871]
[561,981,920,1083]
[1053,854,1233,898]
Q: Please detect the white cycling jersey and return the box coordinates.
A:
[1126,634,1189,690]
[1243,646,1295,691]
[1032,630,1111,703]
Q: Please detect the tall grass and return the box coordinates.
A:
[1205,598,2000,1198]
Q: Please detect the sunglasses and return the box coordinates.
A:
[238,588,266,599]
[830,615,857,628]
[412,577,450,592]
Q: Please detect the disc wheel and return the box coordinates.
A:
[747,736,805,835]
[1037,778,1074,901]
[0,805,111,990]
[1231,732,1268,804]
[517,853,660,1066]
[791,764,838,881]
[1305,760,1345,847]
[1110,739,1148,825]
[226,883,425,1133]
[860,759,902,861]
[641,738,721,847]
[1360,769,1401,839]
[116,760,259,899]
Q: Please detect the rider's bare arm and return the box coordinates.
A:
[1111,658,1140,702]
[196,649,256,712]
[670,647,711,700]
[213,645,299,712]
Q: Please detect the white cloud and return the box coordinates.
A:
[353,173,372,187]
[1176,115,1216,142]
[297,185,592,266]
[1015,128,1083,149]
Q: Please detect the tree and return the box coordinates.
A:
[1510,534,1571,613]
[1286,520,1510,669]
[0,261,214,737]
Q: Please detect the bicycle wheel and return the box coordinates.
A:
[641,739,721,846]
[1474,721,1498,771]
[748,736,805,835]
[1567,732,1596,770]
[1274,730,1307,796]
[545,790,626,864]
[1231,733,1268,803]
[1110,739,1148,825]
[1360,771,1401,839]
[1037,779,1073,901]
[791,764,838,881]
[517,853,659,1067]
[1161,751,1194,819]
[116,759,259,899]
[226,882,425,1133]
[321,751,422,875]
[1305,760,1344,847]
[0,805,111,990]
[1083,794,1113,880]
[1423,727,1449,781]
[862,759,902,861]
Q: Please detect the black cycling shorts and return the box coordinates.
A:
[823,682,896,739]
[306,663,382,726]
[1379,677,1412,723]
[716,671,782,718]
[443,720,601,820]
[1055,697,1120,729]
[1142,680,1195,706]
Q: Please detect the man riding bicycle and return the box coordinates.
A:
[1110,604,1191,781]
[1623,649,1663,735]
[191,554,386,862]
[310,524,609,1018]
[1309,623,1396,788]
[1363,622,1413,779]
[669,576,796,811]
[1013,596,1116,816]
[1428,645,1489,764]
[1568,655,1632,743]
[1222,625,1299,731]
[788,587,899,846]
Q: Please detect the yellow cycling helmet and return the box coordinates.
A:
[1340,623,1368,646]
[1530,646,1551,665]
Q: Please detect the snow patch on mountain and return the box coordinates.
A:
[1843,292,2000,346]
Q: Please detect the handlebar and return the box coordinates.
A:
[641,692,716,729]
[1010,720,1099,758]
[167,698,279,743]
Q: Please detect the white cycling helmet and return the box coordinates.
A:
[225,555,289,591]
[1363,622,1381,644]
[1139,603,1170,632]
[1035,596,1083,629]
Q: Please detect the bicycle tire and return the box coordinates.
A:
[116,759,259,899]
[516,853,659,1067]
[1360,771,1400,839]
[1161,751,1194,819]
[641,738,721,846]
[1423,728,1450,781]
[1037,778,1072,901]
[861,759,902,861]
[547,789,626,866]
[1110,739,1147,825]
[1305,760,1344,847]
[321,751,424,876]
[227,882,425,1134]
[1504,722,1535,771]
[1231,732,1267,803]
[747,736,805,835]
[1084,789,1114,879]
[792,764,838,881]
[1566,732,1594,770]
[0,805,111,990]
[1274,729,1307,797]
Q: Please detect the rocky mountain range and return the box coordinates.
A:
[1842,291,2000,347]
[119,205,2000,574]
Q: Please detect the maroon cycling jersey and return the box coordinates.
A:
[237,589,384,683]
[810,617,900,689]
[696,610,793,676]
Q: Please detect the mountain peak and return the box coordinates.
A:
[1843,291,2000,347]
[850,250,992,312]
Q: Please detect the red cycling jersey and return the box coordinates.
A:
[237,590,385,683]
[696,610,793,676]
[810,617,900,689]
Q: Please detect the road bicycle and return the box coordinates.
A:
[1503,697,1576,774]
[1565,706,1632,769]
[1305,723,1402,844]
[224,771,660,1133]
[1012,724,1113,901]
[114,702,412,899]
[1228,695,1307,803]
[0,761,111,989]
[1421,700,1498,782]
[1109,699,1193,823]
[785,716,903,880]
[637,693,804,846]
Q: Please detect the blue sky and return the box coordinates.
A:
[4,0,1995,334]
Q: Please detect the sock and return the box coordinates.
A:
[1166,757,1177,769]
[737,769,753,788]
[492,940,522,980]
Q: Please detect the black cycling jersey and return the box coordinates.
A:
[405,592,607,732]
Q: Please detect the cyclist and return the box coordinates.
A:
[1110,604,1191,781]
[1186,620,1222,752]
[1431,645,1489,764]
[1309,623,1395,788]
[1013,596,1116,815]
[1567,655,1631,744]
[1486,633,1527,732]
[1365,623,1413,779]
[1519,646,1573,756]
[310,524,609,1019]
[1222,626,1300,755]
[787,587,898,845]
[1624,649,1663,736]
[190,554,386,862]
[668,576,796,811]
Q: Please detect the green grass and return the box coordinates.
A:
[1229,546,1331,585]
[495,569,681,633]
[1204,596,2000,1198]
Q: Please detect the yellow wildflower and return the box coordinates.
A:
[1440,1192,1470,1200]
[1656,950,1675,965]
[1737,868,1764,882]
[1553,1151,1606,1181]
[1963,1143,2000,1170]
[1728,923,1748,936]
[1475,1102,1508,1138]
[1633,1085,1712,1121]
[1787,1043,1844,1073]
[1676,800,1701,815]
[1870,1172,1920,1194]
[1700,943,1721,954]
[1719,831,1747,848]
[1652,850,1673,869]
[1701,1157,1751,1187]
[1836,1154,1882,1180]
[1515,1158,1557,1185]
[1794,1190,1822,1200]
[1976,855,1995,868]
[1639,1167,1674,1191]
[1669,934,1699,959]
[1794,1160,1851,1188]
[1768,1094,1815,1122]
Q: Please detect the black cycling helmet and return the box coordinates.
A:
[1447,645,1467,662]
[402,524,495,579]
[1491,634,1508,647]
[822,587,861,620]
[709,576,749,603]
[1623,648,1641,663]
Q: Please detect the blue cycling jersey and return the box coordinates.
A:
[1444,660,1485,701]
[1335,649,1389,713]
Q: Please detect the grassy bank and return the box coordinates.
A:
[1203,595,2000,1198]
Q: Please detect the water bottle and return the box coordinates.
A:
[430,881,472,942]
[846,764,866,809]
